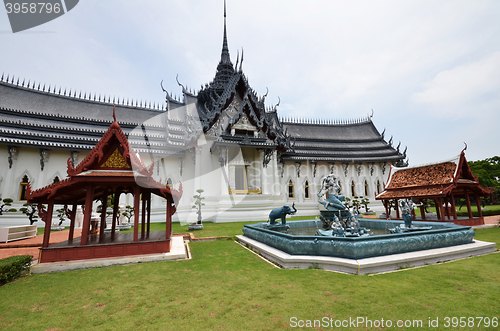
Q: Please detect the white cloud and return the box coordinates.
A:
[412,52,500,117]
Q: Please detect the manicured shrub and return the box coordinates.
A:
[0,255,33,286]
[456,209,500,217]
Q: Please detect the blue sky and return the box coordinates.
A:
[1,0,499,165]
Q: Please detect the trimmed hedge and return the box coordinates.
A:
[0,255,32,286]
[456,209,500,217]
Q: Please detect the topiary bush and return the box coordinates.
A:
[0,255,33,286]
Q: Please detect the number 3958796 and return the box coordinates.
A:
[5,2,61,14]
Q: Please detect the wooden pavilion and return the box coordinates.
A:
[375,148,488,226]
[27,109,182,263]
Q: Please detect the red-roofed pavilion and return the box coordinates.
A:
[376,149,488,226]
[27,109,182,263]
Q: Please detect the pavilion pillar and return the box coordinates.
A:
[450,194,458,220]
[146,192,151,238]
[475,194,483,218]
[419,199,426,220]
[99,188,108,243]
[141,193,146,239]
[133,187,140,242]
[435,198,442,220]
[68,203,77,242]
[383,200,389,219]
[395,199,400,219]
[465,191,473,219]
[42,200,54,248]
[166,196,172,240]
[81,184,94,246]
[111,190,121,241]
[438,197,446,221]
[443,196,450,220]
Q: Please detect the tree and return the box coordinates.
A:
[0,197,17,215]
[55,208,66,226]
[344,196,361,212]
[360,197,371,213]
[469,156,500,204]
[19,203,39,225]
[121,205,134,224]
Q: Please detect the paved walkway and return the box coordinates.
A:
[484,215,500,225]
[0,229,81,260]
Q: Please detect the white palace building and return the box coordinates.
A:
[0,10,407,226]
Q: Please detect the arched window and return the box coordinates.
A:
[364,180,369,196]
[288,179,294,198]
[19,175,29,201]
[304,180,310,199]
[377,180,381,194]
[351,180,355,197]
[166,178,172,187]
[53,176,60,183]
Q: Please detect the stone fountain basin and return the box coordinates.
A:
[242,219,475,259]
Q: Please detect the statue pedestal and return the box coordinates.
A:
[189,223,204,231]
[264,224,289,233]
[320,210,351,219]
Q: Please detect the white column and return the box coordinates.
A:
[259,150,269,194]
[194,146,202,191]
[4,147,18,199]
[271,152,279,197]
[220,147,229,196]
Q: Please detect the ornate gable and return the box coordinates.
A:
[67,108,152,177]
[198,73,291,151]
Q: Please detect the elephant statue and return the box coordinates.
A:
[269,203,297,225]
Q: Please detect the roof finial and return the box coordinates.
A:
[274,96,281,109]
[462,142,467,154]
[112,104,117,122]
[235,49,240,70]
[221,0,230,64]
[239,47,244,72]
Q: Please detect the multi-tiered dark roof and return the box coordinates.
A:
[280,117,406,164]
[0,77,187,155]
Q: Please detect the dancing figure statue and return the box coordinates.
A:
[318,174,347,211]
[399,199,415,228]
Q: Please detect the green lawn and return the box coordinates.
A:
[0,227,499,330]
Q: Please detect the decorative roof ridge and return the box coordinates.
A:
[280,116,373,126]
[0,127,100,142]
[0,106,164,128]
[0,73,167,111]
[292,136,385,143]
[0,137,93,149]
[0,117,166,140]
